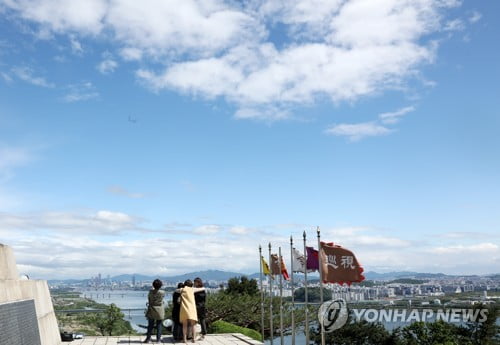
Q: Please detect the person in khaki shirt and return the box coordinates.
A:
[143,279,165,344]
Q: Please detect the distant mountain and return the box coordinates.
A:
[411,272,449,279]
[49,270,498,285]
[363,271,414,280]
[248,273,261,280]
[48,278,88,285]
[364,271,451,280]
[109,270,254,283]
[161,270,249,283]
[111,274,154,282]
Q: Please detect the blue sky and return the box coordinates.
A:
[0,0,498,279]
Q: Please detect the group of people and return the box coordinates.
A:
[143,278,207,344]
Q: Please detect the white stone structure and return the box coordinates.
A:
[0,243,61,345]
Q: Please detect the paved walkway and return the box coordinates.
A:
[71,334,263,345]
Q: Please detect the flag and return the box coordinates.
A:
[292,248,314,273]
[292,248,306,273]
[270,254,281,275]
[281,257,290,280]
[306,246,319,271]
[261,256,271,276]
[319,242,365,285]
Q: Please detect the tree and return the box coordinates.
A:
[311,315,396,345]
[294,287,332,302]
[465,304,499,345]
[206,291,263,330]
[205,290,310,339]
[398,320,464,345]
[92,303,132,336]
[226,276,259,296]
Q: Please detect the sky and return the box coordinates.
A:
[0,0,499,280]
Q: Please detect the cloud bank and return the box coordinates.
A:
[1,210,498,279]
[1,0,466,119]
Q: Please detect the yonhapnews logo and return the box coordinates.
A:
[351,308,489,324]
[318,300,489,331]
[318,299,349,332]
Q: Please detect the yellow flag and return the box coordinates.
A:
[261,256,271,276]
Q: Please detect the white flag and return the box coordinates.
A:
[292,248,310,273]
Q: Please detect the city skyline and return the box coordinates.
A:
[0,0,499,279]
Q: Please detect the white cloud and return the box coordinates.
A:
[325,122,392,141]
[0,210,141,235]
[2,218,498,278]
[322,226,412,249]
[379,106,415,124]
[139,41,433,115]
[431,243,499,255]
[0,188,22,209]
[443,18,465,32]
[468,11,482,24]
[11,66,54,88]
[1,71,12,82]
[229,226,250,235]
[257,0,344,40]
[348,235,411,248]
[194,224,220,235]
[0,145,34,182]
[0,145,32,171]
[326,105,415,141]
[69,35,83,54]
[119,47,143,61]
[107,185,145,199]
[439,231,499,240]
[2,0,107,35]
[11,235,260,279]
[94,210,135,226]
[2,0,460,120]
[63,81,98,102]
[53,55,66,63]
[234,106,290,121]
[97,58,118,74]
[106,0,264,58]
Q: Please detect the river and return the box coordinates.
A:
[79,290,497,344]
[79,289,172,332]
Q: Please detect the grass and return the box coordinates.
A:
[209,320,262,342]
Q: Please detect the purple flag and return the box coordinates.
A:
[306,246,319,271]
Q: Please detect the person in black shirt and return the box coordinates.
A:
[193,277,207,340]
[172,282,184,341]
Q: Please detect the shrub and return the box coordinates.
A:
[210,320,262,342]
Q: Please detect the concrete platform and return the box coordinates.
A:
[70,334,263,345]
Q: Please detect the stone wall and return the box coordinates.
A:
[0,243,61,345]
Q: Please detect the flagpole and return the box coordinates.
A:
[259,245,265,342]
[278,247,284,345]
[303,230,309,345]
[268,243,274,345]
[290,236,295,345]
[317,226,325,345]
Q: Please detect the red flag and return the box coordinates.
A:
[319,242,365,286]
[281,257,290,281]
